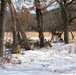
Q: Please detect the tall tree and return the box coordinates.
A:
[0,0,7,57]
[55,0,76,44]
[35,0,45,48]
[8,0,18,53]
[8,0,31,50]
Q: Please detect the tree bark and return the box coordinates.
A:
[0,0,7,57]
[16,18,31,50]
[55,0,71,44]
[61,8,69,44]
[35,0,44,48]
[8,0,30,50]
[8,0,18,53]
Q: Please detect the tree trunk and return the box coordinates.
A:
[8,0,18,53]
[39,11,44,48]
[35,0,44,48]
[61,8,69,44]
[8,0,30,51]
[0,0,7,57]
[39,31,44,48]
[16,18,31,50]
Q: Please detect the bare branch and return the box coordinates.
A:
[34,0,55,11]
[69,16,76,23]
[41,1,56,10]
[55,0,61,5]
[66,0,76,8]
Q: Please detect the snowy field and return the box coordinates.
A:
[0,42,76,75]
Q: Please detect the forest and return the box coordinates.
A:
[0,0,76,75]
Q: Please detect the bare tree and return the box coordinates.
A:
[0,0,7,57]
[35,0,45,48]
[55,0,76,43]
[7,0,18,53]
[8,0,31,51]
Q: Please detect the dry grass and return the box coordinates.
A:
[4,32,76,39]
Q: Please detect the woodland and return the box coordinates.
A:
[0,0,76,75]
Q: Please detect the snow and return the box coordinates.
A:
[0,42,76,75]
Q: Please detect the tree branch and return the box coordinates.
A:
[68,16,76,23]
[65,0,76,8]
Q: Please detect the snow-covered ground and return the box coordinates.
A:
[0,42,76,75]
